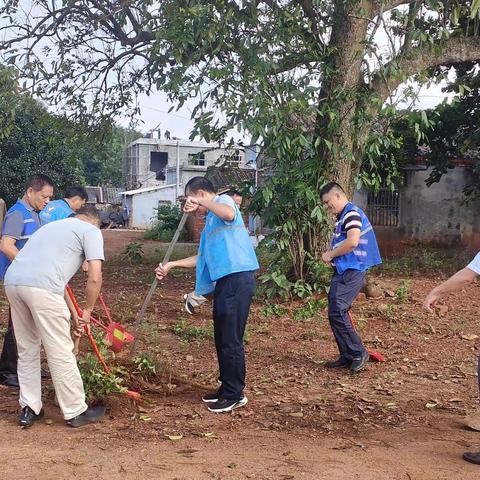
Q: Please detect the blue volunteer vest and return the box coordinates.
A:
[195,195,259,295]
[0,201,40,280]
[332,202,382,274]
[39,198,74,224]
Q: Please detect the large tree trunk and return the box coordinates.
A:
[315,0,374,197]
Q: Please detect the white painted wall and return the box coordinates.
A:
[128,186,177,229]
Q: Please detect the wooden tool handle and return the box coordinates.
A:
[129,212,188,355]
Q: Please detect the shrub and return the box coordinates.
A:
[144,204,185,241]
[122,242,144,265]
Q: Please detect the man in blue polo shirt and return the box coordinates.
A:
[155,177,259,413]
[320,182,382,374]
[0,174,54,387]
[40,186,88,224]
[424,252,480,466]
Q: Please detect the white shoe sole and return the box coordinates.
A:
[202,396,219,403]
[208,396,248,413]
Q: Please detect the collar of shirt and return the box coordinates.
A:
[336,202,351,221]
[19,198,36,212]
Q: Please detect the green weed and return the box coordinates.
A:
[122,242,144,265]
[133,353,157,379]
[293,298,327,321]
[172,319,213,342]
[261,303,287,317]
[396,280,410,303]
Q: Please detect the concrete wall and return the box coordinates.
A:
[399,167,480,249]
[129,186,176,229]
[127,139,248,189]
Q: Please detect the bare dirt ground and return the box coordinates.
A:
[1,230,480,480]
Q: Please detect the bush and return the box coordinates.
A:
[122,242,144,265]
[144,204,186,241]
[256,239,331,300]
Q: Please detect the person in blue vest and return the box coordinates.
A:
[39,186,88,224]
[155,177,259,413]
[0,174,54,387]
[320,182,382,374]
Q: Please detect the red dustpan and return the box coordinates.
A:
[66,285,134,353]
[98,293,134,352]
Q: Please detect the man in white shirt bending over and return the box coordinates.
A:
[4,204,106,428]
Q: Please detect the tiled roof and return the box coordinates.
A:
[205,166,255,192]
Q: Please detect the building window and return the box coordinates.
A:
[188,152,206,166]
[150,152,168,180]
[223,150,241,167]
[365,187,399,227]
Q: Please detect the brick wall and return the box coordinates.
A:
[186,210,249,242]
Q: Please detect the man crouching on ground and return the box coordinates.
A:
[4,205,106,428]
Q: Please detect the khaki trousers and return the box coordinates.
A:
[5,285,88,420]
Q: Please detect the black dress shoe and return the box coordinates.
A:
[350,352,369,373]
[19,406,44,427]
[463,451,480,465]
[325,357,352,369]
[1,373,19,388]
[66,405,106,428]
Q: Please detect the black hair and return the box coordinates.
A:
[76,204,100,221]
[25,174,54,192]
[185,176,215,194]
[319,182,345,198]
[65,186,88,201]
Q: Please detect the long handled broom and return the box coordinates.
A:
[348,311,385,362]
[129,212,189,355]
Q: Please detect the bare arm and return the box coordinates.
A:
[155,255,198,280]
[424,267,478,311]
[0,236,19,261]
[81,260,103,324]
[322,229,360,263]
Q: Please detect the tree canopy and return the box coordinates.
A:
[1,0,479,286]
[0,68,140,205]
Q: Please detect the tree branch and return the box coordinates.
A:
[370,36,480,101]
[374,0,414,13]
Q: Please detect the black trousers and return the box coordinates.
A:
[213,271,255,400]
[0,309,17,379]
[328,269,367,360]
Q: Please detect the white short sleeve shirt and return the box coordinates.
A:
[467,252,480,275]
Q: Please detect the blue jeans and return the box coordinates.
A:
[213,271,255,400]
[328,269,367,360]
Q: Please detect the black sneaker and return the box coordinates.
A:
[350,352,369,373]
[324,357,352,369]
[463,451,480,465]
[208,396,248,413]
[202,391,221,403]
[66,405,106,428]
[19,406,44,427]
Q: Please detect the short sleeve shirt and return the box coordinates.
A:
[467,252,480,275]
[4,217,104,295]
[2,199,40,240]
